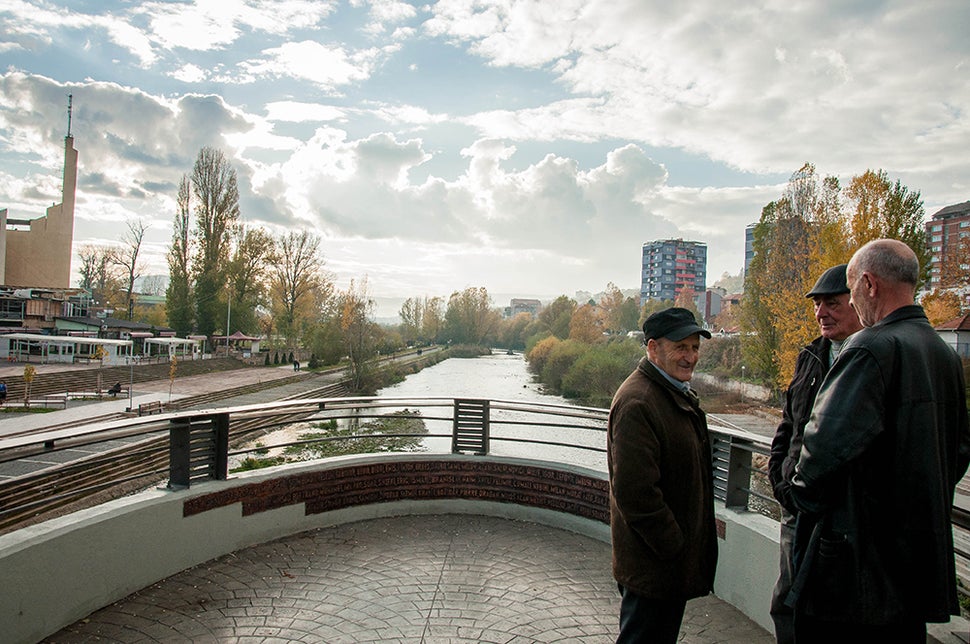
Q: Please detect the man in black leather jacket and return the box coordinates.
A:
[767,263,862,644]
[789,239,970,641]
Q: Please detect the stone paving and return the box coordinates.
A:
[44,514,773,643]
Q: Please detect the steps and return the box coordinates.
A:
[0,358,250,402]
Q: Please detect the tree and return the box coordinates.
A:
[191,147,240,337]
[939,235,970,289]
[921,289,962,326]
[141,275,166,296]
[166,175,194,337]
[568,304,606,344]
[267,229,332,347]
[443,287,498,345]
[421,296,445,344]
[674,287,701,319]
[399,297,423,345]
[598,283,626,334]
[616,297,640,334]
[77,244,121,308]
[845,169,930,284]
[340,278,380,392]
[225,225,272,335]
[639,298,674,327]
[741,163,929,389]
[110,219,147,320]
[497,312,532,350]
[536,295,576,340]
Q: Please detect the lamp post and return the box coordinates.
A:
[127,354,134,412]
[740,365,746,404]
[225,296,231,357]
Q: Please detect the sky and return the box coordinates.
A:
[1,0,969,312]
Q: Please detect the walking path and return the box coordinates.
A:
[43,514,774,643]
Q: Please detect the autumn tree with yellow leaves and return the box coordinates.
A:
[741,163,928,391]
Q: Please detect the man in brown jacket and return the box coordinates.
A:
[607,307,718,643]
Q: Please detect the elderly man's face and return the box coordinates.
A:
[847,262,875,327]
[813,293,862,340]
[648,334,701,382]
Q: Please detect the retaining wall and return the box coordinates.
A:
[2,453,781,643]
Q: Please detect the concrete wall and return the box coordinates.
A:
[2,453,962,644]
[3,136,76,288]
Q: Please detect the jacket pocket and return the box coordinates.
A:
[805,531,856,617]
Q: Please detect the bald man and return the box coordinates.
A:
[787,239,970,641]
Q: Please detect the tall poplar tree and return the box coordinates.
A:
[191,147,240,337]
[166,175,194,336]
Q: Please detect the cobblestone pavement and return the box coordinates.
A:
[44,514,772,643]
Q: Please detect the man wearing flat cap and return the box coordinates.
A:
[607,307,717,643]
[766,264,862,644]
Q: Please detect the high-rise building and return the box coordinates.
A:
[925,200,970,290]
[640,239,707,304]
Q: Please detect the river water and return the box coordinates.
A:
[376,351,608,471]
[233,352,608,472]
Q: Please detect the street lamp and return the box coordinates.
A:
[740,365,746,404]
[127,354,134,412]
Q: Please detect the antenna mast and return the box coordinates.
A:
[66,94,73,138]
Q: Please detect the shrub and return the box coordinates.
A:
[541,340,588,393]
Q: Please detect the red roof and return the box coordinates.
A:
[935,313,970,331]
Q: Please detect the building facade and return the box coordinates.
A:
[0,131,77,289]
[925,200,970,290]
[640,239,707,304]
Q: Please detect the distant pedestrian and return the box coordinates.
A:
[293,359,300,371]
[767,264,862,644]
[607,307,717,644]
[0,379,6,405]
[789,239,970,641]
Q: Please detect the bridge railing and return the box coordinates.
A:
[1,396,965,610]
[0,396,778,526]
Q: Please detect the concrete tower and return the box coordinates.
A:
[0,96,78,288]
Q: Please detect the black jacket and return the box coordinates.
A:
[790,305,970,624]
[768,336,829,515]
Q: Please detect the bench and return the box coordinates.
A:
[3,395,68,410]
[137,400,164,416]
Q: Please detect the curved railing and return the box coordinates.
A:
[0,397,774,520]
[0,396,965,611]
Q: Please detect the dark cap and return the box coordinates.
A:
[642,307,712,341]
[805,264,849,298]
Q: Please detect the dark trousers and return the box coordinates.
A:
[770,512,797,644]
[616,584,686,644]
[793,615,926,643]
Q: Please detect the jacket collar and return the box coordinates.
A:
[872,304,927,327]
[637,357,702,411]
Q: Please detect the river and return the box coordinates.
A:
[233,352,608,472]
[377,351,608,470]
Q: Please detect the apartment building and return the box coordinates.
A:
[925,200,970,290]
[640,239,707,304]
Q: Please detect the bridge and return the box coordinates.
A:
[0,388,967,642]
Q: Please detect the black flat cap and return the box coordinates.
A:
[805,264,849,298]
[643,307,712,341]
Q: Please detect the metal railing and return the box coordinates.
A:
[0,396,965,610]
[0,397,777,523]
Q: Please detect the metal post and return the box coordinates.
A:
[724,440,752,509]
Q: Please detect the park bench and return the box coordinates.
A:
[137,400,164,416]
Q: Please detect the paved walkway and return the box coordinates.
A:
[43,514,773,643]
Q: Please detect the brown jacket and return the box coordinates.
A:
[607,357,717,598]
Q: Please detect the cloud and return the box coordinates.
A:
[241,40,381,90]
[424,0,970,181]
